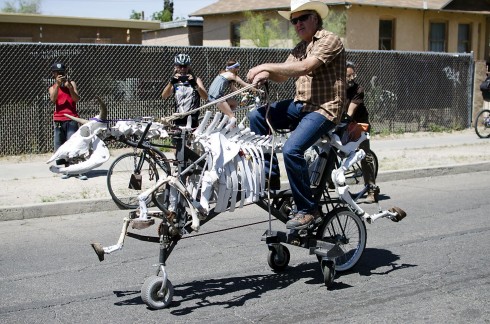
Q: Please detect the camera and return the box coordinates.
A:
[179,75,189,83]
[59,74,69,86]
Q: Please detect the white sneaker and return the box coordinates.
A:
[61,174,70,179]
[78,174,88,180]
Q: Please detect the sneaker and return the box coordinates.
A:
[78,174,88,180]
[265,175,281,190]
[286,209,322,230]
[61,174,70,179]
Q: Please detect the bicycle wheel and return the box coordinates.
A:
[475,109,490,138]
[316,207,367,272]
[107,152,160,209]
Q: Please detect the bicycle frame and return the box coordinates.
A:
[87,88,406,309]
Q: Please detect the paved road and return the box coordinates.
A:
[1,171,489,323]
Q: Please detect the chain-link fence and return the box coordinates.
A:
[0,43,474,155]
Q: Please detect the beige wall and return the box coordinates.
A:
[345,5,487,59]
[144,28,189,46]
[202,14,240,47]
[202,11,291,48]
[143,26,203,46]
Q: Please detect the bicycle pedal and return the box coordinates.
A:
[389,206,407,222]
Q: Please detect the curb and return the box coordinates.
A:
[2,161,489,222]
[0,198,119,222]
[377,161,490,182]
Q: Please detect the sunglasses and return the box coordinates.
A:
[290,13,312,25]
[177,65,189,68]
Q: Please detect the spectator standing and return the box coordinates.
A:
[345,61,379,203]
[208,60,253,118]
[48,62,86,180]
[162,54,208,128]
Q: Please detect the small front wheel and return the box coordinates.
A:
[141,276,174,310]
[316,207,367,272]
[267,245,290,272]
[320,259,336,288]
[475,109,490,138]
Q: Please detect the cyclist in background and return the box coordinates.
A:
[162,53,207,128]
[480,67,490,110]
[208,60,253,119]
[345,61,379,203]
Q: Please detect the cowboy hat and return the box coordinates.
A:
[278,0,329,20]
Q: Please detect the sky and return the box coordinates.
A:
[1,0,217,20]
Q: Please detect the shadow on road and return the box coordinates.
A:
[112,248,416,312]
[356,247,417,276]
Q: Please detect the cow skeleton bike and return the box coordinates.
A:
[48,86,406,310]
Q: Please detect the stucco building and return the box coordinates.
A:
[142,19,203,46]
[191,0,490,61]
[0,12,160,44]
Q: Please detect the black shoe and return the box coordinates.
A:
[266,176,281,190]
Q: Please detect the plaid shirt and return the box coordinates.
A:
[287,29,346,123]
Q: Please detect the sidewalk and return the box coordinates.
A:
[1,128,490,221]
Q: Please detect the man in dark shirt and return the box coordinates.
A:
[345,61,379,203]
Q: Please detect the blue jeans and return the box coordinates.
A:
[54,120,79,151]
[249,99,336,213]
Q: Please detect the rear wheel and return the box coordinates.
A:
[475,109,490,138]
[316,207,367,272]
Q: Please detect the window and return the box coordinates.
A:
[429,22,447,52]
[379,19,395,50]
[231,22,240,47]
[457,23,471,53]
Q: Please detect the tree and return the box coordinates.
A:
[1,0,41,13]
[239,11,282,48]
[323,9,346,38]
[151,0,173,22]
[129,10,143,20]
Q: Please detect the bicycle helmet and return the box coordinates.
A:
[174,54,191,66]
[51,62,66,73]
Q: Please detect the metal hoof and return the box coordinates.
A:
[389,207,407,222]
[91,242,105,262]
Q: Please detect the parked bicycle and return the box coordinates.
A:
[106,117,172,209]
[475,109,490,138]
